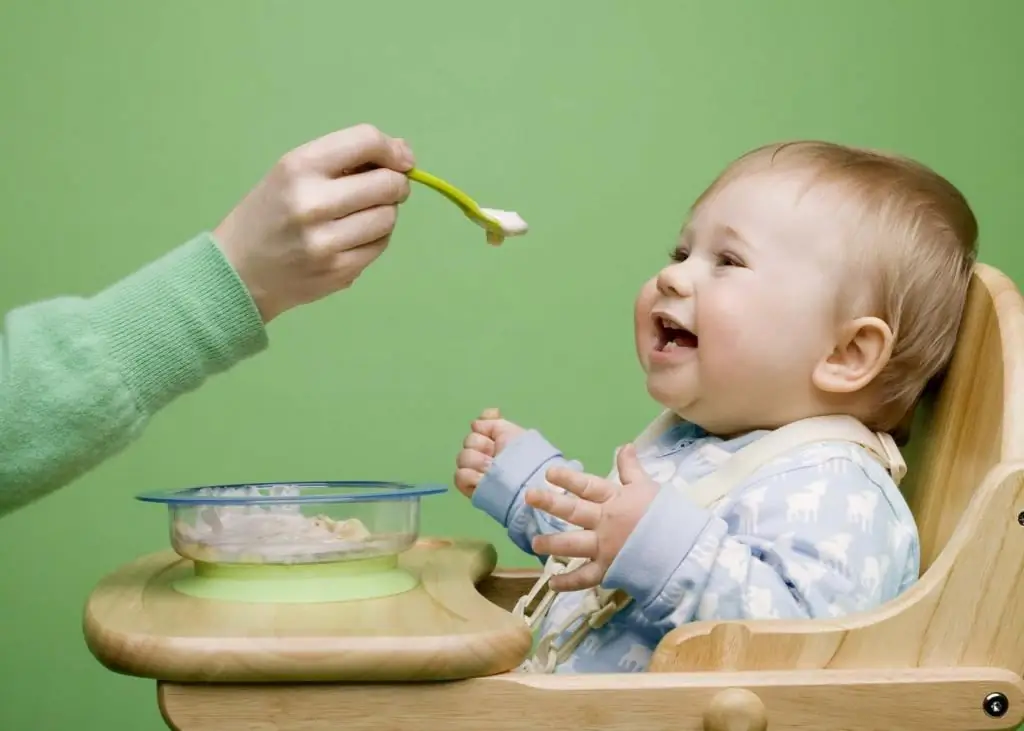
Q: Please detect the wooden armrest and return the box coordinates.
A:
[475,567,541,612]
[159,666,1024,731]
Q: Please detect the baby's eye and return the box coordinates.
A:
[717,253,743,267]
[669,247,689,263]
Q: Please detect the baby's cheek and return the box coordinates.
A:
[634,281,657,319]
[633,282,658,345]
[698,299,767,382]
[699,295,749,352]
[633,299,647,333]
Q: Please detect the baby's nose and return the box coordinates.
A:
[656,264,695,298]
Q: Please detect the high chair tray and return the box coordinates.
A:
[83,537,532,682]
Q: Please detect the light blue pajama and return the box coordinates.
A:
[472,420,920,673]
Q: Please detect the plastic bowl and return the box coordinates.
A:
[136,481,447,566]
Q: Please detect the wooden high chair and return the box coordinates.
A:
[90,264,1024,731]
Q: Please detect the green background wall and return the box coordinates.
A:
[1,1,1021,728]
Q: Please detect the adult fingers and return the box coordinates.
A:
[545,466,616,504]
[294,167,411,226]
[294,124,415,176]
[309,204,399,260]
[334,235,391,281]
[308,236,389,293]
[525,487,602,530]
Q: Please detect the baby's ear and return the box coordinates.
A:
[812,317,894,394]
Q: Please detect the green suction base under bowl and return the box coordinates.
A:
[171,554,417,604]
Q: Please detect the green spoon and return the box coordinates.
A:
[406,168,528,245]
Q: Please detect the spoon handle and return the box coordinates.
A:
[406,168,480,217]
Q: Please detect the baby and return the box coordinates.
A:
[454,140,978,674]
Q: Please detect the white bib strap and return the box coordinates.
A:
[684,414,906,510]
[514,413,906,673]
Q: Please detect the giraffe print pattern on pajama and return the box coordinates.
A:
[470,421,920,674]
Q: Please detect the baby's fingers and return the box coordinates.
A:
[471,417,506,440]
[531,530,599,562]
[545,467,615,504]
[454,468,482,498]
[550,560,606,592]
[456,447,491,473]
[525,487,601,530]
[463,431,495,457]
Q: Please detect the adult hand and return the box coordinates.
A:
[213,123,416,323]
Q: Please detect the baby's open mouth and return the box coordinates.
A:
[654,314,698,352]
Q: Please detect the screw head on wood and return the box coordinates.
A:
[1017,511,1024,526]
[983,692,1009,718]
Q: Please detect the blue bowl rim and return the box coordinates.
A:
[135,481,448,506]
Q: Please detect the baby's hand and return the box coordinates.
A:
[526,443,658,591]
[453,408,525,498]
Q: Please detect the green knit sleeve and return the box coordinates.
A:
[0,232,268,516]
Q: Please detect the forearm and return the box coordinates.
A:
[472,429,585,558]
[603,459,916,631]
[617,514,843,625]
[0,233,267,516]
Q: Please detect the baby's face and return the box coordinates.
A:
[634,169,851,435]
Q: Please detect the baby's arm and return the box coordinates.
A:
[472,429,585,559]
[602,453,919,630]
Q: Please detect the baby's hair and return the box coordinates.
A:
[694,140,979,432]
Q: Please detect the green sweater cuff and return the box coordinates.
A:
[87,232,268,415]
